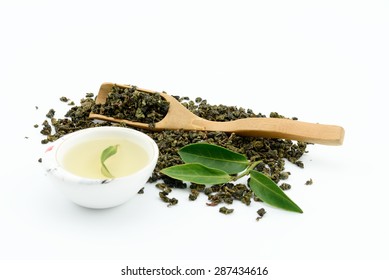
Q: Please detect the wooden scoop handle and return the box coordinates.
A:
[195,117,345,145]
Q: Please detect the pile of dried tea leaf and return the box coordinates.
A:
[92,85,169,126]
[39,93,107,144]
[37,85,310,219]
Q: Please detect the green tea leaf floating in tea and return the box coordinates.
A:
[249,170,303,213]
[161,163,232,185]
[178,143,249,174]
[100,145,119,178]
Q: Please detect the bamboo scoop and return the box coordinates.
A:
[89,83,344,145]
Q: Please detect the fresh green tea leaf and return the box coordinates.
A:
[101,145,119,163]
[249,170,303,213]
[100,145,119,178]
[101,164,114,178]
[161,163,232,185]
[178,143,249,174]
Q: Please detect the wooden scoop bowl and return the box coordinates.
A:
[89,82,344,145]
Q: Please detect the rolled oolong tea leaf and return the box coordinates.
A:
[256,208,266,221]
[161,163,232,185]
[219,206,234,215]
[248,170,303,213]
[305,178,313,185]
[178,143,249,174]
[100,145,119,178]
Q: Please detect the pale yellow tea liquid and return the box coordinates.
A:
[62,138,149,179]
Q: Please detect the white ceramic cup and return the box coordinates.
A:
[42,126,159,209]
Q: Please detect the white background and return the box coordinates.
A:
[1,0,388,278]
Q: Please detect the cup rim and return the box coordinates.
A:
[42,126,159,184]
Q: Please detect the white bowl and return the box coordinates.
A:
[41,126,159,209]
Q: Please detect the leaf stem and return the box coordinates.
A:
[232,160,262,181]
